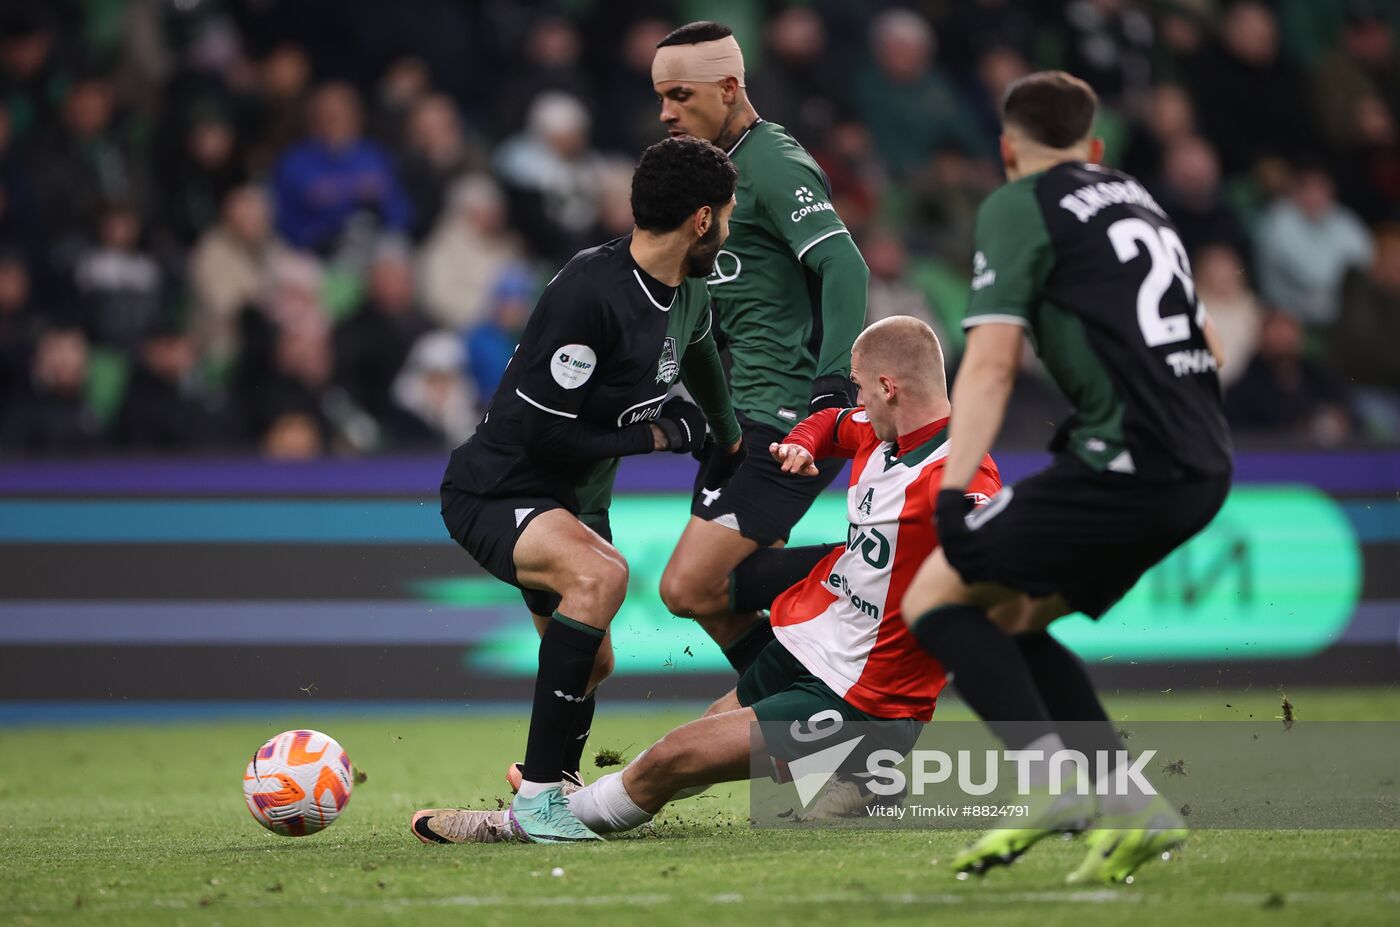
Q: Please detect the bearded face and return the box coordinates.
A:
[684,216,725,278]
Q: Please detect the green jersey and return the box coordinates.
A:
[708,120,861,431]
[964,161,1231,478]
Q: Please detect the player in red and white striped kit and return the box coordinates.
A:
[765,388,1000,726]
[412,317,1000,843]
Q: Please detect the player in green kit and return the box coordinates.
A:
[900,72,1232,884]
[651,22,871,674]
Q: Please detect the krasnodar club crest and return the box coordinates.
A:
[656,337,679,383]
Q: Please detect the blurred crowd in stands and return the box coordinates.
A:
[0,0,1396,458]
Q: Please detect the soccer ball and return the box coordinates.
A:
[243,729,354,836]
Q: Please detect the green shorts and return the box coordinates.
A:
[736,640,923,769]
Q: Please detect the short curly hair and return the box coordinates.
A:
[631,136,738,232]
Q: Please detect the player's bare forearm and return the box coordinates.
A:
[943,323,1022,490]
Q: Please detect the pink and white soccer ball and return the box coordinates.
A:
[243,729,354,836]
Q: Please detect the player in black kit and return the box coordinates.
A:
[414,137,744,845]
[899,73,1232,883]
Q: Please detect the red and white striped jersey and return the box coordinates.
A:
[769,407,1001,722]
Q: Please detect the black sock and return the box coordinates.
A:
[729,545,838,613]
[521,612,604,784]
[721,618,775,674]
[560,692,596,775]
[909,604,1056,749]
[1015,631,1122,762]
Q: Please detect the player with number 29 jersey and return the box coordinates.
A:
[966,161,1230,479]
[900,69,1234,886]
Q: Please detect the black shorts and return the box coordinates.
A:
[690,411,844,547]
[440,478,612,617]
[942,454,1230,619]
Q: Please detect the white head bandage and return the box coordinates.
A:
[651,35,746,87]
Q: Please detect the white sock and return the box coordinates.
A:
[516,779,559,800]
[566,771,653,833]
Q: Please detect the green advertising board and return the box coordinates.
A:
[420,486,1360,675]
[1051,485,1360,660]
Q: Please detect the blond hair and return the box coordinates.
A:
[851,315,947,399]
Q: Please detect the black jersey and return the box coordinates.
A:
[964,161,1232,479]
[446,235,722,513]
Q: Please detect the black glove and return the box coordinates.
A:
[654,397,706,453]
[934,489,974,535]
[809,374,854,413]
[693,436,748,493]
[934,488,988,582]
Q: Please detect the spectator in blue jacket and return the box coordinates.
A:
[271,82,412,254]
[465,264,534,401]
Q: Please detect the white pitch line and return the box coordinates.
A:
[372,889,1400,910]
[412,894,674,907]
[13,889,1400,916]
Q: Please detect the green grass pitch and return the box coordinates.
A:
[2,687,1398,926]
